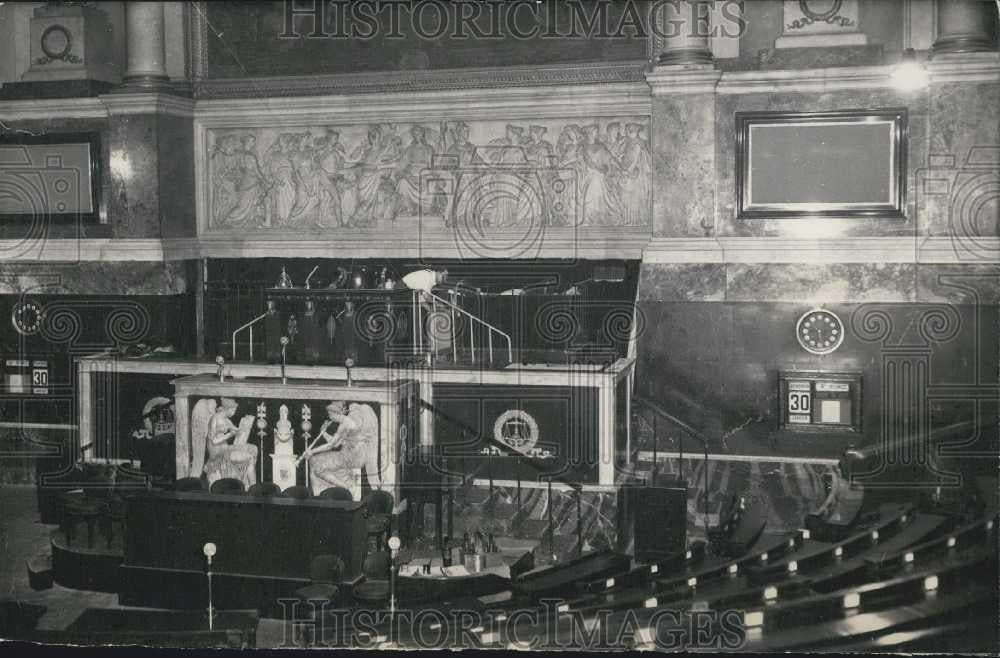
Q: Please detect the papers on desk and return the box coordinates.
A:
[398,563,471,578]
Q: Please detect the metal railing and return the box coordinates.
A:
[423,290,513,367]
[633,396,712,542]
[417,399,584,557]
[231,312,268,362]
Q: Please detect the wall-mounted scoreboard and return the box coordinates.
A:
[779,370,861,432]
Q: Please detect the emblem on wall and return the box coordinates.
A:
[796,308,845,355]
[493,409,540,453]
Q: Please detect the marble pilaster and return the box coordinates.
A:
[933,0,997,54]
[123,2,169,88]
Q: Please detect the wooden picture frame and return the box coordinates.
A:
[0,132,102,224]
[735,109,907,220]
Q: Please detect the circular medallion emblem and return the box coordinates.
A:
[11,300,44,336]
[493,409,539,453]
[40,25,73,60]
[796,308,845,355]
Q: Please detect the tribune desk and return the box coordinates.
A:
[172,374,418,501]
[76,354,635,487]
[119,489,366,613]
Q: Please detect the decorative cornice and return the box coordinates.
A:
[717,65,896,94]
[645,65,722,95]
[643,237,1000,264]
[926,51,1000,84]
[162,232,651,261]
[193,83,652,124]
[194,60,649,99]
[0,97,107,121]
[98,92,195,117]
[0,239,165,262]
[0,236,994,264]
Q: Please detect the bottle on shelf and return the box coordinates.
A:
[442,536,452,568]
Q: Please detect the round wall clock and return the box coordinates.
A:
[11,300,44,336]
[796,308,844,355]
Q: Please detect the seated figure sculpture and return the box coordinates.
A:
[190,397,259,488]
[306,400,380,497]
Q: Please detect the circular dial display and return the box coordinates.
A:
[11,300,44,336]
[796,308,844,355]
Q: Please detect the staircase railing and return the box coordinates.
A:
[418,399,585,557]
[422,290,513,367]
[633,396,712,542]
[231,312,268,362]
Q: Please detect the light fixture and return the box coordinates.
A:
[946,536,956,548]
[605,578,615,589]
[729,564,739,575]
[892,48,929,91]
[788,561,798,573]
[763,586,778,601]
[904,552,914,563]
[744,610,764,628]
[643,597,658,608]
[923,575,939,591]
[843,592,861,609]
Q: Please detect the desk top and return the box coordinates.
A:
[172,374,417,403]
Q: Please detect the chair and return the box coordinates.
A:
[174,477,206,492]
[210,478,245,495]
[351,551,392,606]
[318,486,354,502]
[363,490,394,551]
[247,482,282,498]
[282,485,313,500]
[60,492,103,549]
[293,555,344,603]
[100,496,127,549]
[291,554,345,646]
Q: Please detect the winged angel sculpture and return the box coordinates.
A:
[190,398,258,487]
[305,401,381,496]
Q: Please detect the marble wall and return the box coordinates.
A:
[631,268,999,459]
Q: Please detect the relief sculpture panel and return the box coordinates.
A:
[204,118,651,234]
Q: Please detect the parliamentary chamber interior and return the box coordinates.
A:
[0,0,997,651]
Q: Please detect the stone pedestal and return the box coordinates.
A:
[271,452,298,491]
[20,4,116,84]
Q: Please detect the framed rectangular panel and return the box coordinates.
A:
[736,109,907,220]
[0,132,102,223]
